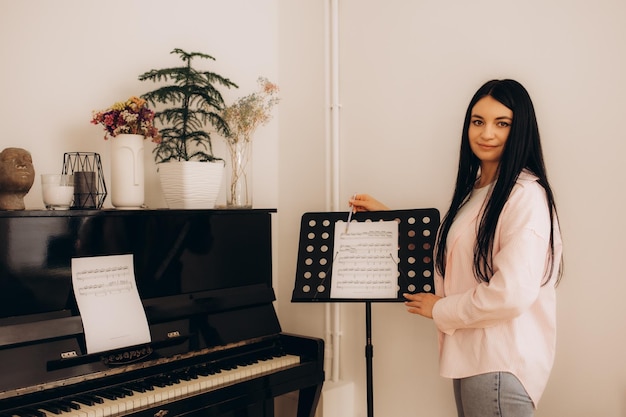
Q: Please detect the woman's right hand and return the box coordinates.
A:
[349,194,390,212]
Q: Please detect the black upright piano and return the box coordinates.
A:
[0,209,324,417]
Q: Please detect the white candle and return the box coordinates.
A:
[41,174,74,209]
[43,185,74,208]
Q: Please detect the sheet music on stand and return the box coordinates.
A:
[292,209,440,303]
[329,220,399,300]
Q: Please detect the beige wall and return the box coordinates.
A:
[2,1,625,416]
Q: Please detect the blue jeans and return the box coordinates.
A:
[453,372,534,417]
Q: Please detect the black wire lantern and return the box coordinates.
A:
[62,152,107,209]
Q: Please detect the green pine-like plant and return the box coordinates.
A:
[139,48,238,163]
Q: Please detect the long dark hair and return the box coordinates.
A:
[435,79,561,285]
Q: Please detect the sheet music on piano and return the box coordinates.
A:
[71,254,151,354]
[330,220,399,299]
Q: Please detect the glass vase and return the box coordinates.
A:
[227,140,253,208]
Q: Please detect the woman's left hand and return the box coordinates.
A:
[403,292,442,319]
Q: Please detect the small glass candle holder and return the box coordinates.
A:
[41,174,74,210]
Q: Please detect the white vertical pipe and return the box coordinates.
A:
[324,0,332,208]
[323,0,334,382]
[330,3,340,209]
[329,0,342,384]
[323,0,342,384]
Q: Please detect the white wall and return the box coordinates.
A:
[2,1,626,417]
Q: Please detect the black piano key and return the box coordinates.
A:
[196,369,209,377]
[127,381,154,392]
[21,407,47,417]
[73,394,103,405]
[109,388,129,398]
[184,368,198,379]
[71,396,93,406]
[94,390,117,400]
[156,375,172,386]
[65,401,81,410]
[40,404,63,415]
[89,394,105,403]
[174,370,191,381]
[52,401,73,412]
[151,376,168,388]
[127,383,146,393]
[196,365,218,376]
[71,397,92,406]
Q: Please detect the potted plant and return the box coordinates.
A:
[138,48,238,208]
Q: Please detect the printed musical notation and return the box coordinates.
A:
[330,221,399,299]
[72,254,151,354]
[75,265,133,296]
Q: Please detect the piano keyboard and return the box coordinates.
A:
[3,353,300,417]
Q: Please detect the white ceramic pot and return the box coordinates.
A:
[158,160,224,209]
[110,134,144,209]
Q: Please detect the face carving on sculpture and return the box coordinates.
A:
[0,148,35,193]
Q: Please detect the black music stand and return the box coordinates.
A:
[292,209,440,417]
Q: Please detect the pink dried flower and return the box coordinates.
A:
[221,77,280,144]
[91,96,161,142]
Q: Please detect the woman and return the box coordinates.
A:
[350,79,562,416]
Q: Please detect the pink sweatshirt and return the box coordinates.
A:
[432,170,562,407]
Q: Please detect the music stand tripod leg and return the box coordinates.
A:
[366,301,374,417]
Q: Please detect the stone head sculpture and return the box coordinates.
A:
[0,147,35,210]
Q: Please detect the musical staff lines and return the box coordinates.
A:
[74,265,134,297]
[331,221,398,299]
